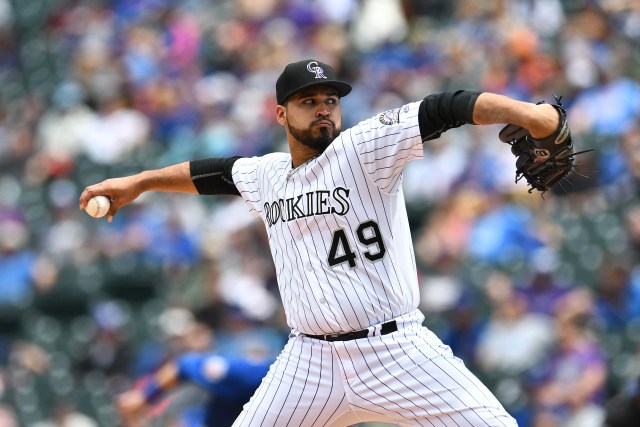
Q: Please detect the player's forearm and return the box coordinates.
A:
[154,362,181,389]
[79,161,197,220]
[137,162,198,194]
[472,92,559,139]
[116,362,179,419]
[139,362,180,404]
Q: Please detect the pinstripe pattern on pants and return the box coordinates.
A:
[233,312,517,427]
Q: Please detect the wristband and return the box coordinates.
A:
[141,379,163,404]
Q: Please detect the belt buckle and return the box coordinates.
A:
[323,333,340,341]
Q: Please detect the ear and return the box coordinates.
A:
[276,105,286,126]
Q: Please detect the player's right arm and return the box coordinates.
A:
[116,360,180,426]
[79,157,242,222]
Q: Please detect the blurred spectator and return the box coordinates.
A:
[78,301,134,377]
[566,30,640,136]
[351,0,408,51]
[0,217,54,305]
[118,306,278,427]
[403,133,470,202]
[80,93,151,165]
[467,195,544,266]
[475,272,554,375]
[35,81,94,180]
[593,261,640,334]
[414,188,485,268]
[212,306,285,362]
[529,291,607,427]
[437,290,484,370]
[143,208,200,275]
[508,0,566,38]
[516,247,571,317]
[10,341,49,375]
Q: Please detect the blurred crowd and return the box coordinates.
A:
[0,0,639,426]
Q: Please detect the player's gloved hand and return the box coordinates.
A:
[499,95,591,193]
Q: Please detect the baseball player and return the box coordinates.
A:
[117,351,274,427]
[80,59,566,426]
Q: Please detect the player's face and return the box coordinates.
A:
[279,86,342,152]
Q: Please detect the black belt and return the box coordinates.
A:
[304,320,398,342]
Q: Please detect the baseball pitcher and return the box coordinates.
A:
[81,59,579,426]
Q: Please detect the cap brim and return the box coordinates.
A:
[279,80,352,105]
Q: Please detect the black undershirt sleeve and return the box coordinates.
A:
[418,90,482,142]
[189,156,242,196]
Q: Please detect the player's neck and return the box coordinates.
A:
[290,144,321,168]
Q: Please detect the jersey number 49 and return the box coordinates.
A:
[327,220,386,268]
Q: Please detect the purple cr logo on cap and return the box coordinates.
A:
[307,61,327,79]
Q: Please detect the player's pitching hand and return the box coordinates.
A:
[79,176,143,222]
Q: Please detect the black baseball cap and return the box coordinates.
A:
[276,59,352,105]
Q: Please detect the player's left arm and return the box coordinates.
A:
[471,92,560,139]
[419,91,559,142]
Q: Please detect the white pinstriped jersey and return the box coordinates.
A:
[232,101,424,336]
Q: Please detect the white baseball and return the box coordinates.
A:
[85,195,111,218]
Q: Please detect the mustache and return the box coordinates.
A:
[312,118,336,127]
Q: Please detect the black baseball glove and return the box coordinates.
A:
[499,96,589,193]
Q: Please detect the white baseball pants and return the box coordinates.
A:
[233,311,517,426]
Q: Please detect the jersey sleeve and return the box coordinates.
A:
[231,156,266,217]
[232,153,291,217]
[177,352,229,393]
[176,352,271,397]
[350,101,424,194]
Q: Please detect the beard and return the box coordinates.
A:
[287,119,341,152]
